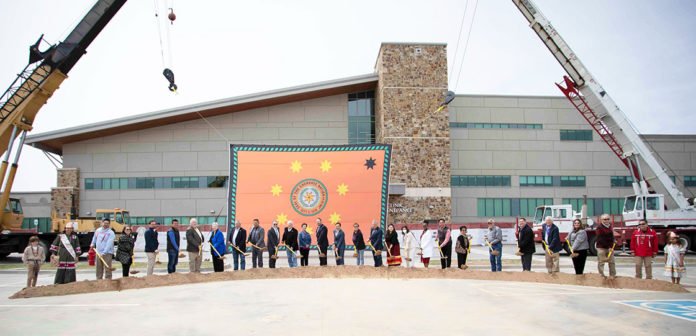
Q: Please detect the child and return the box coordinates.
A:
[22,236,45,287]
[664,232,686,284]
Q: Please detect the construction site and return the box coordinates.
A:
[1,0,695,335]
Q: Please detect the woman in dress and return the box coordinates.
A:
[568,219,589,275]
[664,231,687,284]
[401,226,416,268]
[50,223,82,284]
[385,224,401,267]
[116,226,136,277]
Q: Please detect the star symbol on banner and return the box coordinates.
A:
[306,226,314,235]
[329,212,341,224]
[275,213,288,225]
[320,160,332,173]
[290,160,303,173]
[364,157,376,170]
[270,184,283,196]
[336,183,349,196]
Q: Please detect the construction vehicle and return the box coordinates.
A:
[513,0,696,253]
[0,0,128,259]
[51,208,132,235]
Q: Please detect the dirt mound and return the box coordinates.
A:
[10,267,687,299]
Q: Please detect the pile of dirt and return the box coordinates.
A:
[10,266,687,299]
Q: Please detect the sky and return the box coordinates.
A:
[1,0,695,191]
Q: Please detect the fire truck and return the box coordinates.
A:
[513,0,696,254]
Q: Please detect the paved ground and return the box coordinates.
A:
[1,245,694,335]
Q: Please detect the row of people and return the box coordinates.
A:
[28,216,687,287]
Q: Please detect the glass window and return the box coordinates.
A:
[111,178,119,189]
[189,177,199,188]
[685,176,696,187]
[103,178,111,189]
[85,178,94,190]
[120,178,128,189]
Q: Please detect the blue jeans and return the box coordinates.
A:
[336,247,345,265]
[356,249,365,265]
[167,249,178,273]
[286,249,297,267]
[490,243,502,272]
[232,248,246,270]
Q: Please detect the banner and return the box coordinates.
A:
[228,144,392,246]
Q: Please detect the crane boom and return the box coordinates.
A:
[511,0,690,210]
[0,0,127,229]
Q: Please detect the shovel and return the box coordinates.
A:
[130,254,140,275]
[317,245,326,258]
[209,242,226,260]
[435,239,447,260]
[541,240,552,256]
[94,249,116,272]
[600,243,616,262]
[250,243,267,251]
[231,244,250,257]
[367,243,381,256]
[485,238,500,256]
[514,239,522,256]
[155,251,162,264]
[566,238,578,258]
[334,247,342,260]
[271,246,279,260]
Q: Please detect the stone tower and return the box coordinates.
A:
[375,43,452,223]
[51,168,80,219]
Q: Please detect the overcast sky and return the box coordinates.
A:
[1,0,695,191]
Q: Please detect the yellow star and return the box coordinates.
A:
[290,160,302,173]
[320,160,332,173]
[306,226,314,235]
[276,213,288,225]
[270,184,282,196]
[336,183,348,196]
[329,212,341,224]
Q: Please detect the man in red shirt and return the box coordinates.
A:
[630,219,659,279]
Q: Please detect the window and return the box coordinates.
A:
[521,176,585,187]
[560,129,592,141]
[136,178,154,189]
[611,176,633,187]
[86,176,229,189]
[348,91,375,144]
[562,198,624,216]
[451,175,511,187]
[85,178,94,190]
[450,122,542,129]
[477,198,553,217]
[646,197,660,210]
[685,176,696,187]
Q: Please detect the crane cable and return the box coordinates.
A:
[448,0,469,89]
[453,0,479,93]
[153,0,177,92]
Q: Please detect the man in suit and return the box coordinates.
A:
[334,222,345,265]
[228,220,247,270]
[248,219,265,268]
[267,220,280,268]
[542,216,562,274]
[315,218,328,266]
[517,217,536,271]
[282,220,299,267]
[185,219,203,273]
[369,220,384,267]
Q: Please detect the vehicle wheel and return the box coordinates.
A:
[678,234,691,252]
[588,236,598,256]
[562,242,571,255]
[39,240,52,262]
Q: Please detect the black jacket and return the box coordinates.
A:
[385,230,399,246]
[185,227,204,253]
[267,227,280,249]
[352,229,366,250]
[144,228,158,252]
[316,224,328,248]
[166,228,180,252]
[518,224,536,254]
[228,227,247,250]
[542,223,562,253]
[282,228,299,250]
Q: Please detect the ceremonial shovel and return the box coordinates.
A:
[250,243,267,251]
[566,238,578,258]
[271,246,279,260]
[600,242,616,262]
[231,244,250,257]
[129,253,139,275]
[94,249,116,272]
[208,242,225,260]
[485,238,500,256]
[155,251,162,264]
[435,239,447,260]
[367,243,381,256]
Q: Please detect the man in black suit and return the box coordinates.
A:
[315,218,328,266]
[228,220,247,270]
[267,220,280,268]
[517,218,536,271]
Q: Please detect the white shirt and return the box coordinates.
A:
[233,227,240,243]
[420,230,434,258]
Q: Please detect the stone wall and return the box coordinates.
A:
[51,168,79,219]
[376,43,451,223]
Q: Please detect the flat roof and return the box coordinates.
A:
[27,73,379,154]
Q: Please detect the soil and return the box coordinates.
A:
[10,266,687,299]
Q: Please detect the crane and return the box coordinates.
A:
[0,0,127,231]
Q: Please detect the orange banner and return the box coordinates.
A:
[229,144,392,246]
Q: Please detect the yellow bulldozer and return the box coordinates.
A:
[52,208,131,234]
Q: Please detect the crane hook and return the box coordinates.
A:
[163,68,177,93]
[168,8,176,24]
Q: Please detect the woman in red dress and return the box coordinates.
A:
[385,224,402,266]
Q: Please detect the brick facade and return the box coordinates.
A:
[51,168,79,219]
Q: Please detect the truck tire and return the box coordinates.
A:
[39,240,52,262]
[588,236,598,256]
[562,242,571,255]
[678,234,691,252]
